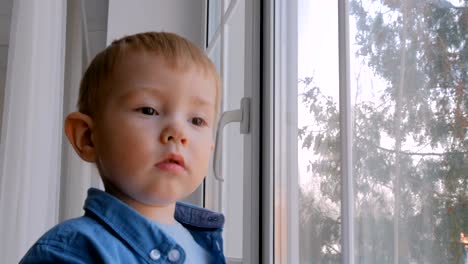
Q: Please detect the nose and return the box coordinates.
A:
[160,122,188,145]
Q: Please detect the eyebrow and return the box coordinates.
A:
[117,87,214,108]
[189,95,214,108]
[116,87,164,102]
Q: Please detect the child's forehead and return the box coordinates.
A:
[106,52,216,95]
[112,51,213,79]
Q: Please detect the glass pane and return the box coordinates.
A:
[297,0,341,263]
[350,0,467,263]
[206,0,246,262]
[221,0,246,258]
[297,0,467,263]
[207,0,222,44]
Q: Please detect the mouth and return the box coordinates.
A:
[155,153,186,174]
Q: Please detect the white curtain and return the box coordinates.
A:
[0,0,66,261]
[60,0,102,223]
[0,1,99,262]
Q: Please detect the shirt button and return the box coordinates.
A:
[168,249,181,262]
[149,249,161,260]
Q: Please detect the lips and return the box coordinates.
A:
[155,153,186,174]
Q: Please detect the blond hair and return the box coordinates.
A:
[78,31,221,118]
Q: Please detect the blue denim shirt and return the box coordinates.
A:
[20,188,226,263]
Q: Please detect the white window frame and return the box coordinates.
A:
[338,0,355,263]
[204,0,261,263]
[262,0,355,263]
[242,0,261,263]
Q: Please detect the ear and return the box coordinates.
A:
[64,112,97,162]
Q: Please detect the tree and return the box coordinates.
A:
[299,1,467,263]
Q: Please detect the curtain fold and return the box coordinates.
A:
[0,1,67,262]
[59,0,101,223]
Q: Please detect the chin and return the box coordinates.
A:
[139,193,183,206]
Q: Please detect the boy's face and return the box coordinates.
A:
[93,52,217,206]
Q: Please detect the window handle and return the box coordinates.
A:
[213,97,250,182]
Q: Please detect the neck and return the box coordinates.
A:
[126,199,176,224]
[105,186,176,224]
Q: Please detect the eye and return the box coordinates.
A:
[191,117,207,127]
[137,107,159,116]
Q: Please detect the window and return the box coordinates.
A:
[1,1,464,263]
[269,0,467,263]
[205,0,261,263]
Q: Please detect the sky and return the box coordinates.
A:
[296,0,465,189]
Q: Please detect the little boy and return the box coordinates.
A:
[21,32,225,263]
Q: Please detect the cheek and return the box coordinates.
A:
[190,134,213,171]
[97,123,157,170]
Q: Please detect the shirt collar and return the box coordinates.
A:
[84,188,178,261]
[175,201,224,229]
[83,188,224,260]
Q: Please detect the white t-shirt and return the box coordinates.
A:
[156,221,212,263]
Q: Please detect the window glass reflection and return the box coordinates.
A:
[298,0,467,263]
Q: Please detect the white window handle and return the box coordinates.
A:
[213,97,250,181]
